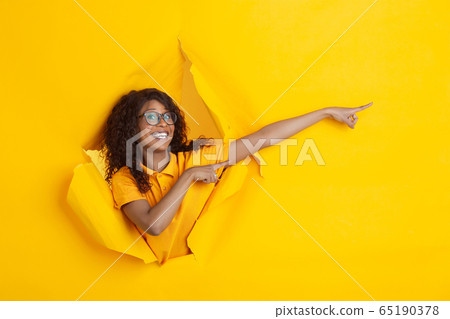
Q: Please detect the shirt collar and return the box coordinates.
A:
[139,152,177,177]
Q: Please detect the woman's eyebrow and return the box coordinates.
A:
[144,108,168,112]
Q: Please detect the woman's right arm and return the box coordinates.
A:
[121,161,228,236]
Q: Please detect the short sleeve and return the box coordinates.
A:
[111,168,147,210]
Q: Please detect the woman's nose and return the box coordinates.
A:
[155,121,169,131]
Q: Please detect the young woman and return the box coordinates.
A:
[102,88,372,264]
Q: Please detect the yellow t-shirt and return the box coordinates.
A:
[111,141,229,265]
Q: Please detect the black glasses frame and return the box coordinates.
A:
[138,111,177,126]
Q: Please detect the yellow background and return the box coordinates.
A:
[1,0,449,300]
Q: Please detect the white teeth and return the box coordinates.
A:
[152,132,168,139]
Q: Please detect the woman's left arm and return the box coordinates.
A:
[261,101,373,139]
[227,102,373,165]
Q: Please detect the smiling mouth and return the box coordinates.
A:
[151,132,169,139]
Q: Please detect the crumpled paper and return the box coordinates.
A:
[66,42,265,264]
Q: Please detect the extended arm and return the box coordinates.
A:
[227,102,373,166]
[258,107,330,145]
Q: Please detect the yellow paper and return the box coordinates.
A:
[67,162,157,264]
[2,0,449,300]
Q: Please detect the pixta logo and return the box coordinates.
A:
[126,129,325,170]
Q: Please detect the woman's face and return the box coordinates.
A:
[137,99,175,152]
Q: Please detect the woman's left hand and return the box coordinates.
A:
[326,102,373,129]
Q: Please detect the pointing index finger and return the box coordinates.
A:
[212,160,230,171]
[356,101,373,112]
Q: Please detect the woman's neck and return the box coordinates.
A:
[142,148,171,173]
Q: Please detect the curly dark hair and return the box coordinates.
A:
[100,88,213,193]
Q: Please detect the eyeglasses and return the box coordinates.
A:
[138,111,177,126]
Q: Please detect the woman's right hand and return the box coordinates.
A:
[184,160,229,184]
